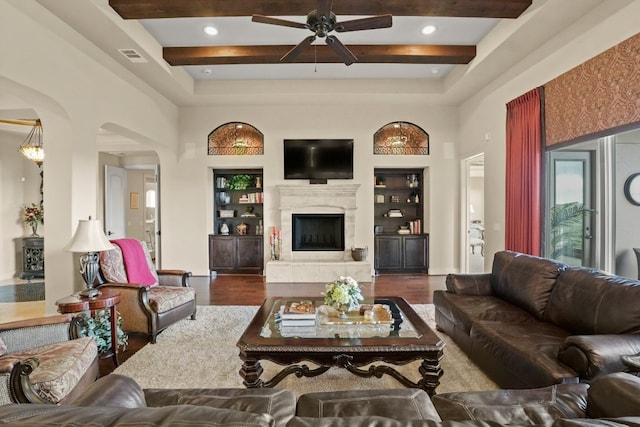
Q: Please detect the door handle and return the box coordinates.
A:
[107,231,114,236]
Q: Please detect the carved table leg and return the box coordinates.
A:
[240,359,264,388]
[417,356,444,396]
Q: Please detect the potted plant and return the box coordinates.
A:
[77,309,128,353]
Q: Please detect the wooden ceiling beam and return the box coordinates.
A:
[164,45,476,65]
[109,0,531,19]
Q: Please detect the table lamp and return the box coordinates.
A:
[64,217,114,297]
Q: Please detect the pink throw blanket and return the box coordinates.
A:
[111,239,157,286]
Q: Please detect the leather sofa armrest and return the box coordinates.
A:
[586,372,640,418]
[156,270,191,288]
[445,273,493,295]
[558,335,640,380]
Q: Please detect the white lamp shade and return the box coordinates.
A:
[64,219,115,252]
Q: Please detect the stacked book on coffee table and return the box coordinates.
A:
[278,300,317,337]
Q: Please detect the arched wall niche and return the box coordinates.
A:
[373,121,429,155]
[207,122,264,155]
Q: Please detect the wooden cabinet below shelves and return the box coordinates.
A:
[374,234,429,274]
[208,235,263,275]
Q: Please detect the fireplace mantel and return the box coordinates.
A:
[278,184,359,210]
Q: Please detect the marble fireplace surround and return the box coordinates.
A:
[265,184,372,283]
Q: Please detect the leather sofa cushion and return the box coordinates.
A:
[296,389,440,421]
[491,251,567,320]
[545,268,640,334]
[470,321,577,388]
[0,404,276,426]
[432,382,589,424]
[586,372,640,419]
[434,292,536,336]
[145,387,296,427]
[553,418,640,427]
[287,417,506,427]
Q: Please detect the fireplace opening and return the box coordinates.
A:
[292,214,345,251]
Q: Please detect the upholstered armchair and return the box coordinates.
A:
[0,314,99,405]
[97,239,196,344]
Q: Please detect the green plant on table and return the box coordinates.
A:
[323,276,363,309]
[78,309,128,353]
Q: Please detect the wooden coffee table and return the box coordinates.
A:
[236,296,445,396]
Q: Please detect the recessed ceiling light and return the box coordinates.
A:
[431,68,440,74]
[202,68,212,74]
[421,25,437,35]
[203,26,219,36]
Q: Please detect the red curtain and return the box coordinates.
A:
[505,87,543,256]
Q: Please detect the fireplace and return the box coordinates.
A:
[266,184,371,283]
[292,214,345,251]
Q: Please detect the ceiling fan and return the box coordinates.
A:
[252,0,392,66]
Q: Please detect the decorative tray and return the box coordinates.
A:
[317,304,393,325]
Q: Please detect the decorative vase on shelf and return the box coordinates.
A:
[30,223,39,237]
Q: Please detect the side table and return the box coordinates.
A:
[20,237,44,279]
[56,288,121,367]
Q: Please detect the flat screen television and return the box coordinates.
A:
[284,139,354,180]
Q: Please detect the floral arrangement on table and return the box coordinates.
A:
[22,202,44,236]
[323,276,363,315]
[77,309,128,353]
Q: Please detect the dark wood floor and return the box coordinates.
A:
[100,273,446,376]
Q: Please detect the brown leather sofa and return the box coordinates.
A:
[434,250,640,389]
[1,372,639,426]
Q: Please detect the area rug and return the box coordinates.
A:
[114,305,497,395]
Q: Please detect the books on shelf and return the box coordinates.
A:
[238,192,264,204]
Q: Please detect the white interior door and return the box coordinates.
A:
[104,165,127,239]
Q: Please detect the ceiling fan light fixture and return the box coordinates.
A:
[421,25,437,35]
[203,26,219,36]
[18,119,44,166]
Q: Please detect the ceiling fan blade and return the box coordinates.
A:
[326,35,357,66]
[316,0,332,22]
[281,35,316,62]
[335,14,393,32]
[252,14,307,30]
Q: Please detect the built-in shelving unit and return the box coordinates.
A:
[373,168,428,274]
[210,169,264,275]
